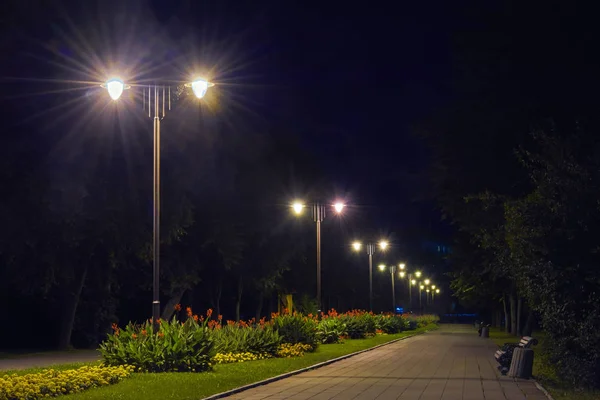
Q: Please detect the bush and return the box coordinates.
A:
[316,317,347,344]
[212,323,281,356]
[407,314,439,328]
[339,310,377,339]
[0,365,134,400]
[272,312,318,351]
[99,313,215,373]
[375,314,408,334]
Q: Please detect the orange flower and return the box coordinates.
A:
[193,314,199,322]
[132,333,138,339]
[111,323,119,332]
[218,314,223,321]
[158,332,164,338]
[141,329,147,336]
[186,307,193,318]
[174,304,182,312]
[206,308,213,318]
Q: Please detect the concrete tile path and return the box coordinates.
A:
[222,324,548,400]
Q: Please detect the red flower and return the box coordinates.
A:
[174,304,182,312]
[193,314,199,322]
[186,307,193,318]
[207,308,213,318]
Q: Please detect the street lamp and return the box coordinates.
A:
[378,264,398,312]
[424,279,430,285]
[426,288,430,305]
[293,201,345,311]
[419,284,424,310]
[352,239,388,311]
[102,76,214,332]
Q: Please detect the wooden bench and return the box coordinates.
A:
[494,336,538,374]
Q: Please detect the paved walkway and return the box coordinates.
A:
[223,325,548,400]
[0,350,100,371]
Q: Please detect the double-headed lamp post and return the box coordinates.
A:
[293,201,345,311]
[352,240,388,311]
[102,77,213,332]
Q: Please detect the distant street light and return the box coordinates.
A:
[424,279,430,285]
[352,238,389,311]
[378,264,399,312]
[101,76,213,332]
[419,285,424,310]
[293,201,345,311]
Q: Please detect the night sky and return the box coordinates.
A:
[1,0,461,267]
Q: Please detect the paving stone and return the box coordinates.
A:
[218,325,550,400]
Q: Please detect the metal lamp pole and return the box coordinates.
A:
[102,78,212,333]
[367,243,375,312]
[313,203,326,311]
[389,265,397,312]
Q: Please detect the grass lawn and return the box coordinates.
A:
[488,327,600,400]
[52,326,435,400]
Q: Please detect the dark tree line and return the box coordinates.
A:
[419,1,600,388]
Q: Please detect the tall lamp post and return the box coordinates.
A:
[352,239,388,311]
[378,263,398,312]
[419,284,424,311]
[293,201,345,311]
[101,77,214,332]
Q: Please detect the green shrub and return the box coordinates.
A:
[375,314,408,334]
[0,365,133,400]
[316,318,347,344]
[272,313,318,351]
[99,316,215,373]
[339,311,376,339]
[213,324,280,356]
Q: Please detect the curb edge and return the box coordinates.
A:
[202,329,430,400]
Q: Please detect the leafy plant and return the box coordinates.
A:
[375,314,408,334]
[272,312,318,351]
[212,323,280,356]
[316,318,347,344]
[100,313,215,373]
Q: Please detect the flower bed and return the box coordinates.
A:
[0,365,133,400]
[99,307,439,373]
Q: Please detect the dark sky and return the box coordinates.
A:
[1,0,460,249]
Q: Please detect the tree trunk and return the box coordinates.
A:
[510,293,517,336]
[161,287,187,321]
[235,275,243,322]
[57,265,88,349]
[496,309,502,328]
[522,308,535,336]
[503,295,510,333]
[210,279,223,319]
[255,292,264,322]
[517,297,523,336]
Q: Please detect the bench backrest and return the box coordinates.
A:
[518,336,538,348]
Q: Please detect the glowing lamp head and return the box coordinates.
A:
[426,289,430,292]
[378,264,386,272]
[333,202,345,213]
[106,78,125,100]
[436,289,440,293]
[399,263,406,270]
[415,271,422,278]
[420,285,424,290]
[399,271,406,278]
[379,240,388,250]
[292,202,305,215]
[424,279,430,285]
[411,279,416,285]
[432,285,436,289]
[191,79,210,99]
[352,241,362,251]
